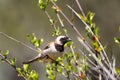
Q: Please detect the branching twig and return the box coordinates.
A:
[79,49,97,67]
[71,72,81,80]
[0,53,16,70]
[0,32,38,53]
[77,37,116,80]
[66,5,110,65]
[52,4,81,77]
[51,1,94,56]
[56,13,65,30]
[75,0,86,17]
[44,10,57,30]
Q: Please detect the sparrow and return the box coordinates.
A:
[23,36,71,64]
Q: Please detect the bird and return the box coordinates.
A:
[23,35,72,64]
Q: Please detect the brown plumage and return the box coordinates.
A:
[23,36,71,64]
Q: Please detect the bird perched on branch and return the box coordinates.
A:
[23,36,72,64]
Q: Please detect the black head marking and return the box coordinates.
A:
[54,43,64,52]
[59,36,71,45]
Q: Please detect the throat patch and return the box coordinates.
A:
[55,43,64,52]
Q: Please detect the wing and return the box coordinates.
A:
[43,42,54,50]
[23,53,45,64]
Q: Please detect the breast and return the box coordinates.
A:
[43,42,58,54]
[48,52,63,59]
[39,51,63,62]
[54,43,64,52]
[42,42,64,62]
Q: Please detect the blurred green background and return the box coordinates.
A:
[0,0,120,80]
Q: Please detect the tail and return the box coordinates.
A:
[23,54,45,64]
[23,56,40,64]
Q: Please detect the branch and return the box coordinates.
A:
[51,1,94,55]
[75,0,86,17]
[77,37,116,80]
[0,53,16,70]
[66,5,110,64]
[0,32,38,53]
[44,10,57,30]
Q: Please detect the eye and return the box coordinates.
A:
[64,36,70,40]
[60,37,69,42]
[61,37,67,40]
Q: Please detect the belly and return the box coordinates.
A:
[43,52,63,62]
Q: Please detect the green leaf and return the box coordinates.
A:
[29,70,39,80]
[27,33,36,44]
[23,64,30,72]
[49,19,55,24]
[3,50,9,57]
[56,57,63,62]
[38,0,46,10]
[10,58,16,66]
[52,6,61,13]
[75,52,80,60]
[38,0,50,10]
[5,50,9,55]
[57,65,62,73]
[47,72,56,80]
[46,69,53,75]
[64,41,72,47]
[82,64,89,71]
[26,34,31,40]
[114,68,120,76]
[65,64,73,71]
[16,67,22,74]
[114,37,120,45]
[63,29,68,35]
[31,33,37,44]
[46,63,57,80]
[26,33,43,48]
[38,38,44,45]
[78,13,86,22]
[86,11,95,24]
[52,27,62,37]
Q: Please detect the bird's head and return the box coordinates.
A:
[55,36,72,45]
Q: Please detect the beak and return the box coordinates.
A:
[67,37,72,41]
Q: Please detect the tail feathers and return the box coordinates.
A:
[23,54,45,64]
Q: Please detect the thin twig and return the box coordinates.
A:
[77,37,116,80]
[44,10,57,30]
[56,13,64,30]
[56,13,68,37]
[0,53,16,69]
[79,49,97,67]
[66,5,110,65]
[54,6,81,77]
[66,5,115,75]
[56,9,81,79]
[71,72,81,80]
[51,1,94,55]
[0,32,38,53]
[75,0,86,17]
[70,45,81,75]
[56,9,78,66]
